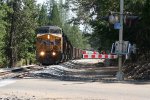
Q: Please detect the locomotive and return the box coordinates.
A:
[36,26,82,65]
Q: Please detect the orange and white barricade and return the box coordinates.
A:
[82,50,117,59]
[83,54,118,59]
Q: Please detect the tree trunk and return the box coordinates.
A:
[9,1,18,67]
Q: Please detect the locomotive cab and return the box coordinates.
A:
[36,26,63,65]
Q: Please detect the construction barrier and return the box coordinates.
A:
[83,54,118,59]
[82,50,118,59]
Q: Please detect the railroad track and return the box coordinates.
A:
[0,65,43,79]
[0,71,16,79]
[26,61,118,82]
[0,71,10,76]
[0,71,11,78]
[0,59,118,82]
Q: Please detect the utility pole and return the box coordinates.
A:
[116,0,124,80]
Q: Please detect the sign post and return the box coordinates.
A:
[114,22,121,29]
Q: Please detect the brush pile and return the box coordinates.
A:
[124,61,150,80]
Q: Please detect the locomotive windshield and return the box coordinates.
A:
[50,29,61,34]
[37,26,61,34]
[37,27,49,34]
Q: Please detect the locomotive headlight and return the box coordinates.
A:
[48,35,50,39]
[52,52,56,56]
[40,51,45,56]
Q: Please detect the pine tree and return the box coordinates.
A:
[38,4,48,26]
[50,3,62,27]
[18,0,37,65]
[5,0,22,67]
[0,1,8,66]
[5,0,37,67]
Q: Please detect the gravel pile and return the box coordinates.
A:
[9,59,116,81]
[28,63,117,81]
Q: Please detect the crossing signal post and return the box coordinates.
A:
[108,0,124,80]
[116,0,124,81]
[103,0,139,81]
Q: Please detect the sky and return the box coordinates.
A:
[36,0,46,4]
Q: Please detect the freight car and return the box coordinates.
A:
[36,26,82,65]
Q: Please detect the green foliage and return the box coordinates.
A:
[49,4,62,27]
[37,1,63,27]
[71,0,150,57]
[0,1,7,65]
[18,0,37,60]
[38,4,48,26]
[62,23,89,49]
[2,0,37,67]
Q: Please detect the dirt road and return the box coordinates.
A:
[0,79,150,100]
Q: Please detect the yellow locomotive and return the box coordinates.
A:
[36,26,82,65]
